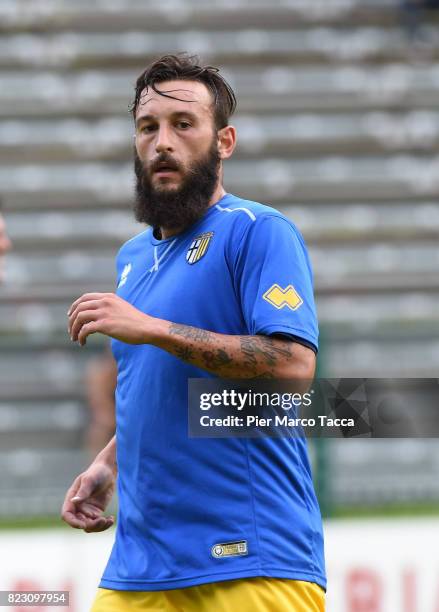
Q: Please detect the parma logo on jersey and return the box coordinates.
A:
[263,283,303,311]
[186,232,214,264]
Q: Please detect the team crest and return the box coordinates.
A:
[186,232,214,264]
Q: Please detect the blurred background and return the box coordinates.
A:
[1,0,439,609]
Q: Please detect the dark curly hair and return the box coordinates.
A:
[130,53,237,130]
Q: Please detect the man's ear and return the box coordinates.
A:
[217,125,237,160]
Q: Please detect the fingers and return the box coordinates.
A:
[78,321,101,346]
[61,468,116,533]
[70,310,100,342]
[68,294,117,345]
[68,294,110,333]
[67,293,110,317]
[61,498,90,529]
[77,509,114,532]
[69,474,96,503]
[84,515,115,533]
[61,474,95,525]
[62,510,115,532]
[69,300,100,325]
[61,490,114,532]
[61,510,87,530]
[68,300,102,337]
[61,476,81,516]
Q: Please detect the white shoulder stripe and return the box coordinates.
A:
[215,203,256,221]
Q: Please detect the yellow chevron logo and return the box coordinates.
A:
[263,284,303,311]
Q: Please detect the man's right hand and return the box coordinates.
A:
[61,462,116,533]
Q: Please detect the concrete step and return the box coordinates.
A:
[0,448,89,517]
[1,240,438,290]
[3,63,439,118]
[1,288,438,338]
[330,439,439,505]
[0,332,438,387]
[3,156,439,204]
[326,334,439,377]
[3,201,439,248]
[1,27,438,70]
[0,0,405,34]
[0,341,104,399]
[3,111,439,163]
[0,399,85,434]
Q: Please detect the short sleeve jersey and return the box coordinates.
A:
[100,193,326,591]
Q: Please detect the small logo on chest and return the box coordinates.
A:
[186,232,214,265]
[117,263,132,288]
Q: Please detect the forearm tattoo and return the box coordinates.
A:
[169,324,213,343]
[175,346,195,361]
[240,336,292,371]
[201,349,233,370]
[167,323,293,378]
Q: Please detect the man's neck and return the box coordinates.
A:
[159,184,226,240]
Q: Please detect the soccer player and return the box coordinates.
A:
[0,201,12,283]
[62,54,326,611]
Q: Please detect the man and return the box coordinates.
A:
[0,201,12,283]
[62,54,326,611]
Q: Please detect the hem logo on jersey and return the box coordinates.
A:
[211,540,248,559]
[263,283,303,311]
[186,232,214,264]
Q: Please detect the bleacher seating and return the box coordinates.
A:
[1,0,439,516]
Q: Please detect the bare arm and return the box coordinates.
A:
[158,322,315,379]
[85,351,117,456]
[68,293,315,379]
[61,435,117,532]
[94,433,117,474]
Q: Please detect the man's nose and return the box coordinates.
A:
[155,125,174,154]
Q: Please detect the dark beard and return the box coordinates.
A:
[133,141,221,234]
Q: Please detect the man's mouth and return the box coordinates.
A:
[152,160,180,176]
[155,168,178,176]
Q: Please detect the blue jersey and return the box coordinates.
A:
[100,193,326,591]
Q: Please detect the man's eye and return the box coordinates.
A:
[177,121,191,129]
[141,125,156,133]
